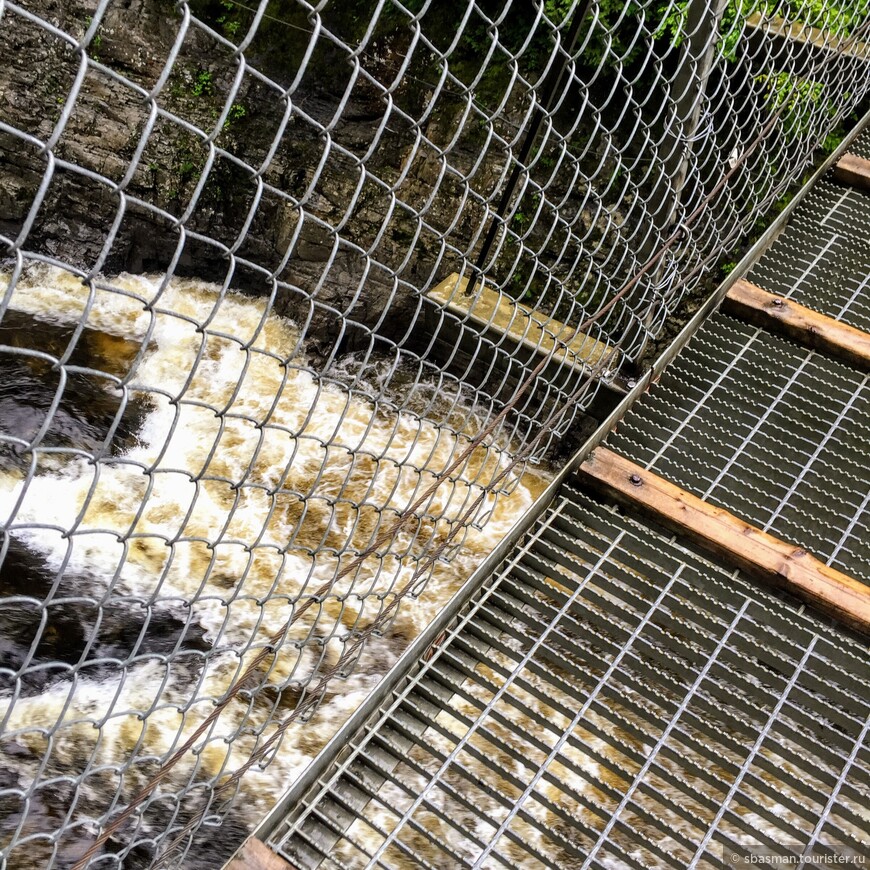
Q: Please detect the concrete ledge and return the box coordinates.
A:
[428,272,616,375]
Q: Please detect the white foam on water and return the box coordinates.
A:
[0,265,548,866]
[3,268,868,869]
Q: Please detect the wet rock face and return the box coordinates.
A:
[0,0,510,363]
[0,0,180,262]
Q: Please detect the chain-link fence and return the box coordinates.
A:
[0,0,868,866]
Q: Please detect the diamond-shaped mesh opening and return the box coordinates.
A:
[55,65,152,186]
[160,20,244,133]
[25,166,124,269]
[1,0,869,866]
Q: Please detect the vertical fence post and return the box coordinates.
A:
[466,0,595,300]
[661,0,730,225]
[631,0,729,362]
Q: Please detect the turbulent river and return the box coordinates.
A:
[0,265,548,868]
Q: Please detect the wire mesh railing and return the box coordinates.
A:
[0,0,868,866]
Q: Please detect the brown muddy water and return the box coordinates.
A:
[0,265,548,869]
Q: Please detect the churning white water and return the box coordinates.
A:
[0,265,548,868]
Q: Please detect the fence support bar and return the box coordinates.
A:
[634,0,728,360]
[660,0,729,223]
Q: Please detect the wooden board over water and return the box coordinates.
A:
[428,273,615,374]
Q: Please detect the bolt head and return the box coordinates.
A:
[629,473,642,486]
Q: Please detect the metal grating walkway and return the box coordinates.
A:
[609,140,870,585]
[249,133,870,870]
[608,314,870,583]
[266,491,870,869]
[748,178,870,332]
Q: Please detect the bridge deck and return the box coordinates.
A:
[246,134,870,870]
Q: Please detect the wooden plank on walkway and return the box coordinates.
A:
[578,447,870,635]
[225,837,295,870]
[723,278,870,372]
[833,153,870,192]
[428,272,614,372]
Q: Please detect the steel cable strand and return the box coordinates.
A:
[149,340,623,868]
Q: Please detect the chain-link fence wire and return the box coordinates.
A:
[0,0,868,866]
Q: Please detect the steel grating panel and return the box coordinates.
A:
[849,132,870,161]
[265,490,870,869]
[747,179,870,333]
[608,313,870,584]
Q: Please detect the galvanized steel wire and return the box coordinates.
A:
[1,0,869,866]
[269,490,870,869]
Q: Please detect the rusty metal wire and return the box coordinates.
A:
[0,0,868,867]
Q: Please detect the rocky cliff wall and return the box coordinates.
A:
[0,0,520,362]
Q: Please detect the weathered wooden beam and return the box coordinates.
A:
[745,12,870,61]
[722,278,870,371]
[578,447,870,635]
[225,837,296,870]
[428,272,615,374]
[832,153,870,192]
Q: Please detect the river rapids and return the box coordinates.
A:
[0,265,548,868]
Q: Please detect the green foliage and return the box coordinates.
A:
[178,157,198,177]
[719,0,869,61]
[223,102,247,131]
[795,0,870,34]
[543,0,575,24]
[559,0,712,71]
[756,71,842,142]
[216,0,242,37]
[576,0,869,70]
[822,127,846,152]
[573,0,642,68]
[191,70,214,98]
[651,0,690,46]
[84,16,103,58]
[717,0,757,60]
